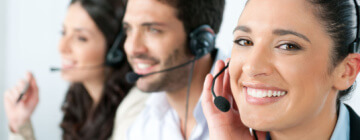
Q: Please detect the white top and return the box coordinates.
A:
[126,92,209,140]
[111,87,150,140]
[126,50,227,140]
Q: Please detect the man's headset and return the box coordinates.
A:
[123,24,216,140]
[125,24,216,83]
[211,0,360,113]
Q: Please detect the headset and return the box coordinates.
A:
[189,25,216,58]
[124,24,216,140]
[351,0,360,53]
[125,24,216,83]
[209,1,360,139]
[111,24,216,73]
[51,26,126,72]
[110,24,216,70]
[105,26,125,68]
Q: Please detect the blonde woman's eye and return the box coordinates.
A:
[234,39,253,46]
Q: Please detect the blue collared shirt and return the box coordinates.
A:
[330,103,350,140]
[266,103,350,140]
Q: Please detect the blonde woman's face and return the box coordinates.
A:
[230,0,339,131]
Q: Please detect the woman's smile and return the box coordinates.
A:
[242,83,288,105]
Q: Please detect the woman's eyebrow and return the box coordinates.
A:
[233,25,251,34]
[273,29,311,43]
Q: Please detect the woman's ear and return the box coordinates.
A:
[333,53,360,90]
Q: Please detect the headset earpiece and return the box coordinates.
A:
[106,29,125,67]
[189,25,216,58]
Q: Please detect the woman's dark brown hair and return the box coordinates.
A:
[60,0,132,139]
[307,0,358,106]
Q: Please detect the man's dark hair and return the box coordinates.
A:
[158,0,225,35]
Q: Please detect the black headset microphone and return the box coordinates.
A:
[211,61,231,112]
[210,1,360,139]
[125,25,219,139]
[49,64,105,72]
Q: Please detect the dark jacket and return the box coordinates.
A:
[345,104,360,140]
[265,105,360,140]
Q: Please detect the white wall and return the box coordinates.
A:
[216,0,246,56]
[1,0,360,139]
[0,0,8,139]
[2,0,70,139]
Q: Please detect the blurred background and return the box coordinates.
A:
[0,0,359,139]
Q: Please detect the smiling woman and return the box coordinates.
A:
[202,0,360,139]
[3,0,132,139]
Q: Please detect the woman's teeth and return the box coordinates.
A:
[137,63,152,69]
[247,88,286,98]
[62,59,75,66]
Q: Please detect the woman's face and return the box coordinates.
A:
[230,0,340,131]
[59,2,106,82]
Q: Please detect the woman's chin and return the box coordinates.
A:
[239,108,284,131]
[61,73,83,83]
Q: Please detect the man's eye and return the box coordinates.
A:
[149,28,161,34]
[234,39,253,46]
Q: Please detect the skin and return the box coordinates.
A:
[123,0,191,93]
[4,2,107,132]
[202,0,360,140]
[123,0,213,138]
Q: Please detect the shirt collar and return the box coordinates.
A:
[144,49,228,121]
[266,103,350,140]
[145,92,170,119]
[330,102,350,140]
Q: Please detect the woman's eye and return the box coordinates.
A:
[78,36,88,42]
[234,39,253,46]
[60,30,66,36]
[278,43,301,51]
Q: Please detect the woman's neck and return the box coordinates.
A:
[270,91,338,140]
[83,75,105,108]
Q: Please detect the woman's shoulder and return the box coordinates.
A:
[344,104,360,140]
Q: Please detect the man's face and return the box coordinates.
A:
[123,0,192,92]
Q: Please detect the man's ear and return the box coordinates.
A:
[333,53,360,90]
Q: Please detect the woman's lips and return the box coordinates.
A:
[243,86,288,105]
[61,59,76,69]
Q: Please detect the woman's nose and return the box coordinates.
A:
[58,36,72,54]
[242,43,274,78]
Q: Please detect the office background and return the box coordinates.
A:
[0,0,359,139]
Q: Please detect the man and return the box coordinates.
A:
[112,0,225,139]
